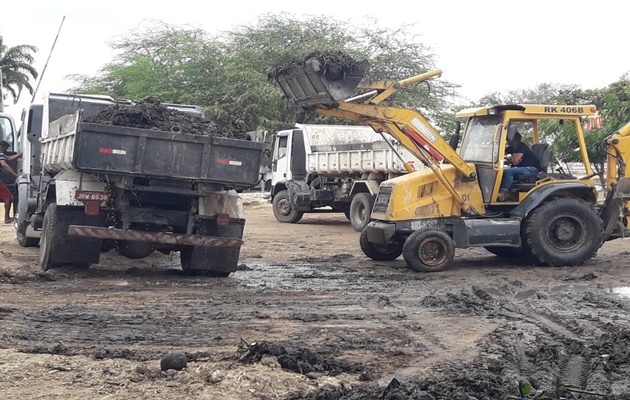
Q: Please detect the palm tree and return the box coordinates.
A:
[0,36,39,105]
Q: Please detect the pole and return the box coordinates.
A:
[31,15,65,103]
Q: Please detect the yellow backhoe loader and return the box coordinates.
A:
[271,53,630,272]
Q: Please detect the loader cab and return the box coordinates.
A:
[457,104,597,205]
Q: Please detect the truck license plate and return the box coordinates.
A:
[75,190,110,202]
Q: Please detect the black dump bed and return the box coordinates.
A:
[42,111,264,188]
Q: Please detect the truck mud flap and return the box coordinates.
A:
[67,225,243,248]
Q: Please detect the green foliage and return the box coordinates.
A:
[70,15,456,133]
[0,36,39,104]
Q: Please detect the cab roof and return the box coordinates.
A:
[456,104,598,118]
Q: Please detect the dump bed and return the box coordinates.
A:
[307,141,417,175]
[41,111,264,187]
[290,124,418,176]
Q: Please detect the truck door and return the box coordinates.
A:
[0,114,18,191]
[271,131,291,185]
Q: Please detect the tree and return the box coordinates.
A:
[0,36,39,104]
[71,15,457,133]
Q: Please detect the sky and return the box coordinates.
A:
[2,0,629,122]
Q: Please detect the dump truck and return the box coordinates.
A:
[12,93,265,276]
[271,52,630,272]
[270,123,417,231]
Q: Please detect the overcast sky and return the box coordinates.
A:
[2,0,629,122]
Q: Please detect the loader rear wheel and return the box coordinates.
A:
[272,190,303,223]
[403,230,455,272]
[349,193,375,232]
[359,228,403,261]
[525,198,603,266]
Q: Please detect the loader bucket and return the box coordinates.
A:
[271,52,370,108]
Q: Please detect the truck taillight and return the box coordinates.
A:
[84,201,101,215]
[216,213,231,226]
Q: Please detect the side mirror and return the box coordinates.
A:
[449,121,461,149]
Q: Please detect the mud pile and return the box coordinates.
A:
[268,50,365,81]
[83,97,249,140]
[240,341,362,377]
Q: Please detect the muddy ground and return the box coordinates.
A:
[1,194,630,399]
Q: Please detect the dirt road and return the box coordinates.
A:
[1,196,630,399]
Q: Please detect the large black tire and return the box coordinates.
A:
[117,241,155,259]
[40,204,63,271]
[16,220,39,247]
[524,198,603,266]
[403,230,455,272]
[272,190,303,223]
[180,248,231,277]
[349,193,375,232]
[359,227,403,261]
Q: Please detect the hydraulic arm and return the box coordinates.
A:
[310,70,479,215]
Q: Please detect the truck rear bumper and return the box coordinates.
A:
[67,225,243,248]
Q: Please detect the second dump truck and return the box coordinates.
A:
[269,123,417,231]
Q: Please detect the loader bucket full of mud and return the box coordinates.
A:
[269,51,370,108]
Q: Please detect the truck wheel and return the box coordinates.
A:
[16,221,39,247]
[524,198,603,266]
[40,204,64,271]
[118,241,155,259]
[272,190,303,223]
[403,230,455,272]
[180,248,231,277]
[359,228,403,261]
[349,193,375,232]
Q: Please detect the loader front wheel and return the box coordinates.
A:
[403,230,455,272]
[359,228,403,261]
[272,190,303,223]
[525,198,603,266]
[349,193,375,232]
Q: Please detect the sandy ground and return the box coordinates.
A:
[1,195,630,399]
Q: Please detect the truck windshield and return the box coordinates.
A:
[459,116,500,163]
[0,116,14,149]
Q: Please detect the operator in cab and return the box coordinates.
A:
[498,127,541,202]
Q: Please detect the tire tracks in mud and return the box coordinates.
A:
[501,304,590,391]
[416,284,630,398]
